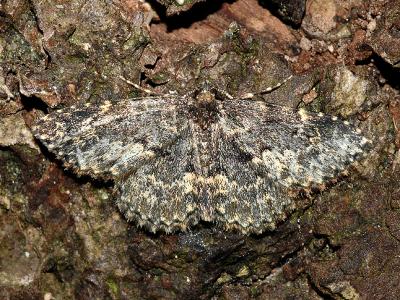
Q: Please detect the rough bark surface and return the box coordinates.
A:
[0,0,399,299]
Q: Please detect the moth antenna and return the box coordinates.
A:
[239,74,293,99]
[182,88,198,99]
[259,74,293,94]
[214,87,234,100]
[119,75,158,96]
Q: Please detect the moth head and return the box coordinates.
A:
[189,85,220,129]
[195,89,216,106]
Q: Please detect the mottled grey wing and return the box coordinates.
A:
[32,97,187,178]
[34,96,202,232]
[206,99,370,233]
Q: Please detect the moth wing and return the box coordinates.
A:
[33,97,187,178]
[220,100,369,187]
[204,99,370,232]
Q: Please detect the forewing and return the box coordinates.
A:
[220,100,370,187]
[32,97,187,178]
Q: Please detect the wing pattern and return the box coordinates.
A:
[202,100,369,232]
[33,97,187,178]
[33,95,371,233]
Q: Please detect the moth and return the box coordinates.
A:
[32,77,371,233]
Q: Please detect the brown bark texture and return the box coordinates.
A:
[1,0,400,299]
